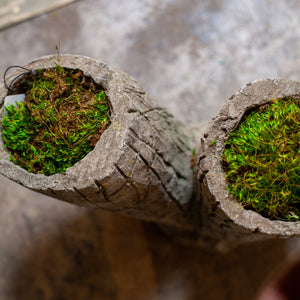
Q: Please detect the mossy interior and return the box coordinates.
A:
[1,65,110,176]
[222,97,299,221]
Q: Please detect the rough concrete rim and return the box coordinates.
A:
[199,79,300,237]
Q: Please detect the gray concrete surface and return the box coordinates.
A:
[0,0,299,299]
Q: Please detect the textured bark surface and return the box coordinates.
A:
[198,79,300,250]
[0,54,195,229]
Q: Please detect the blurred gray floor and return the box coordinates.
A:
[0,0,299,299]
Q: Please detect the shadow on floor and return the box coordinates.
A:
[9,209,288,300]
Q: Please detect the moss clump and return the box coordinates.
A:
[1,65,110,176]
[222,97,300,221]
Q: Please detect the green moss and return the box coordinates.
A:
[1,65,110,176]
[210,137,217,146]
[191,148,197,173]
[222,97,300,221]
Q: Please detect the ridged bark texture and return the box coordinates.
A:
[198,79,300,251]
[0,55,195,229]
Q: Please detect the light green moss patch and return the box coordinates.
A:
[222,97,300,221]
[1,65,110,176]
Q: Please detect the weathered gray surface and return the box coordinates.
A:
[198,79,300,250]
[0,54,195,228]
[0,0,300,299]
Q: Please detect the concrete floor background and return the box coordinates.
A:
[0,0,299,299]
[1,0,299,124]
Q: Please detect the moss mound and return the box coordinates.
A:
[1,65,110,176]
[222,97,300,221]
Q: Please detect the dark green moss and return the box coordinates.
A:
[222,97,300,221]
[1,65,110,176]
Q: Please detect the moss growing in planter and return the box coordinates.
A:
[1,65,110,176]
[222,97,299,221]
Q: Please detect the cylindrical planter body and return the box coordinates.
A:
[198,79,300,250]
[0,55,195,229]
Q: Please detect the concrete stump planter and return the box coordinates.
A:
[0,55,299,250]
[0,54,195,229]
[198,79,300,250]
